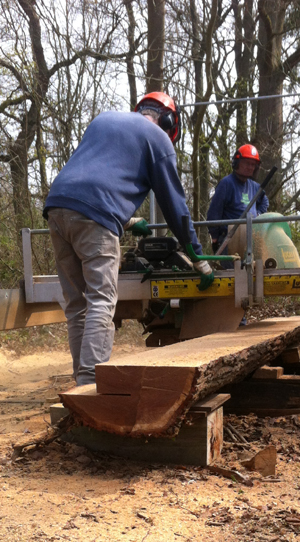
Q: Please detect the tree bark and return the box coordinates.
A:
[233,0,255,146]
[124,0,138,110]
[146,0,165,92]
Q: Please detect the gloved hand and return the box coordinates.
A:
[211,232,226,254]
[193,260,214,291]
[124,217,152,237]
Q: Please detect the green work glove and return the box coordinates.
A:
[193,260,214,291]
[124,217,152,237]
[197,272,214,291]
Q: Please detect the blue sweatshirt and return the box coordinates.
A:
[44,111,203,256]
[207,172,269,239]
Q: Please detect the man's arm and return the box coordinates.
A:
[207,180,227,239]
[150,154,203,255]
[256,191,269,215]
[149,154,214,288]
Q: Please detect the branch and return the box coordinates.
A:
[282,45,300,75]
[0,94,31,114]
[258,0,273,41]
[0,154,11,163]
[48,48,129,78]
[0,60,29,92]
[17,0,49,89]
[282,187,300,213]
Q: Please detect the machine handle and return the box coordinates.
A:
[259,166,278,193]
[181,215,239,263]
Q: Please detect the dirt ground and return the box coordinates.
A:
[1,320,300,541]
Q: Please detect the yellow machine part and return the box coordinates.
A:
[151,275,300,299]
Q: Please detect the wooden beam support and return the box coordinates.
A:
[53,394,228,466]
[221,377,300,416]
[252,365,284,379]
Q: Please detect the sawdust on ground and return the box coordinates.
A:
[0,326,300,541]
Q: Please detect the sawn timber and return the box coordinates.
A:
[60,317,300,438]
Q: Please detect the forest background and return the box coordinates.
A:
[1,0,300,289]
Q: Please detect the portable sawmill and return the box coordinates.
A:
[5,210,298,344]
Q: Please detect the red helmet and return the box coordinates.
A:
[232,144,261,166]
[135,91,181,144]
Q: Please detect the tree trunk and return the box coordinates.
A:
[146,0,166,230]
[233,0,255,146]
[255,0,285,204]
[191,0,218,224]
[146,0,165,92]
[124,0,137,110]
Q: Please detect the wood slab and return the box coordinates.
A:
[60,317,300,437]
[0,288,65,330]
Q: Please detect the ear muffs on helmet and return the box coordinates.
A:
[135,92,181,144]
[159,110,175,131]
[158,106,181,144]
[232,150,242,170]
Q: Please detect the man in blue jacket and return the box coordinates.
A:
[43,92,214,386]
[207,144,269,255]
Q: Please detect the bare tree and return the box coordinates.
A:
[0,0,133,235]
[255,0,300,208]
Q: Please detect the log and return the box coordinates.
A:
[60,317,300,437]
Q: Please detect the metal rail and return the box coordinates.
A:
[147,213,300,230]
[24,213,300,234]
[21,212,300,308]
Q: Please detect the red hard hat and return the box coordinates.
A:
[232,144,261,179]
[135,92,181,143]
[234,144,261,163]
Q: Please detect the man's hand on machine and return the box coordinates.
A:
[124,217,152,237]
[193,260,214,290]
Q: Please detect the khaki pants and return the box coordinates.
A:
[48,209,120,385]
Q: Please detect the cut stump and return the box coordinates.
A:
[60,317,300,437]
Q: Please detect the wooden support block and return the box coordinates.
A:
[50,403,70,425]
[190,393,231,415]
[220,378,300,416]
[252,365,284,379]
[62,406,224,466]
[278,346,300,365]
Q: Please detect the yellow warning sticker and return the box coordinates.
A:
[263,275,300,296]
[281,248,299,264]
[151,278,235,299]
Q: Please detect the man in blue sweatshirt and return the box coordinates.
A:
[207,144,269,255]
[43,91,214,386]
